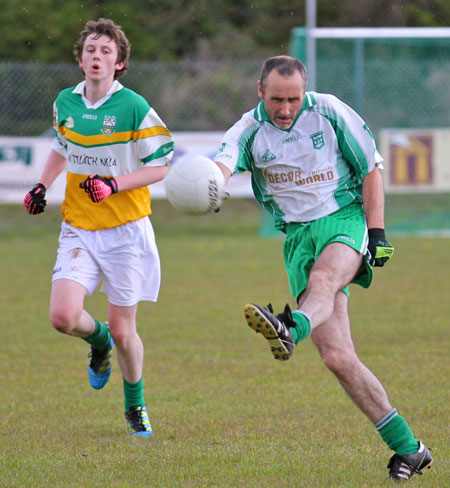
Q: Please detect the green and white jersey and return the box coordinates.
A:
[53,80,174,230]
[215,92,382,231]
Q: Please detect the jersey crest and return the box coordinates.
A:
[102,115,116,135]
[310,131,325,150]
[65,116,75,129]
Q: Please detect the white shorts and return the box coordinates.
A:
[52,217,161,306]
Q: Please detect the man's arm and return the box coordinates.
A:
[216,161,232,184]
[362,165,384,229]
[362,165,394,267]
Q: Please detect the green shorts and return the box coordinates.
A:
[283,203,373,300]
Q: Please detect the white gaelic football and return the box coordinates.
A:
[164,155,226,215]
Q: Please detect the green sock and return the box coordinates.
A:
[375,409,419,455]
[290,310,312,345]
[123,377,145,411]
[82,320,111,351]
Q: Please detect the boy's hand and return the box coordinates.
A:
[79,175,118,203]
[24,183,47,214]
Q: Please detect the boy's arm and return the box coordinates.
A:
[79,165,169,203]
[24,149,68,215]
[114,165,168,191]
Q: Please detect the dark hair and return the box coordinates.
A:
[259,56,307,91]
[73,18,131,78]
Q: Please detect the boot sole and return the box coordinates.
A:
[244,304,291,360]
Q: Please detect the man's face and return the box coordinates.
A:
[257,70,306,130]
[79,34,124,82]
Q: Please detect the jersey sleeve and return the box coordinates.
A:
[318,94,383,178]
[51,100,68,158]
[214,111,260,174]
[136,106,174,167]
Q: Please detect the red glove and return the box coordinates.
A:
[79,175,118,203]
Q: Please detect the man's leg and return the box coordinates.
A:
[108,303,152,437]
[297,242,362,331]
[311,292,431,480]
[310,291,393,422]
[244,242,362,359]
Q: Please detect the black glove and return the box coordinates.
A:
[368,228,394,267]
[24,183,47,215]
[79,174,118,203]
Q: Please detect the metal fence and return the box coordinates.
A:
[290,30,450,132]
[0,60,261,137]
[1,35,449,138]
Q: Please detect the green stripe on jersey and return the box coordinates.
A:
[315,107,370,176]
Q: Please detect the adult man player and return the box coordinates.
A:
[214,55,432,481]
[24,18,174,436]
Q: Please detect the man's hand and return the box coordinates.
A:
[79,175,118,203]
[211,190,230,213]
[368,228,394,267]
[24,183,47,215]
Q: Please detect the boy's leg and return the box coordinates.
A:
[108,303,152,437]
[50,279,113,389]
[50,279,94,337]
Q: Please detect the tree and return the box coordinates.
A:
[0,0,448,62]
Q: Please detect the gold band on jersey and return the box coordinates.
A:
[59,126,171,147]
[63,172,152,230]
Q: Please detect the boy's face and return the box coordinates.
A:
[79,34,124,82]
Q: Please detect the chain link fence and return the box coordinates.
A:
[0,60,261,136]
[0,38,449,137]
[313,38,450,132]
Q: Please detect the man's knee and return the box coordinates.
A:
[308,267,338,294]
[320,347,359,377]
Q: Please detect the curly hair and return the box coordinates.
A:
[73,18,131,78]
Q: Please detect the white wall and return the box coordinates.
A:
[0,132,253,204]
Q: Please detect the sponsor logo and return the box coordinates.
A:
[262,149,276,162]
[0,145,32,166]
[65,116,75,129]
[71,154,118,167]
[83,114,98,120]
[216,144,233,160]
[389,134,433,185]
[265,165,334,187]
[310,131,325,150]
[336,235,356,245]
[282,135,300,144]
[102,115,116,135]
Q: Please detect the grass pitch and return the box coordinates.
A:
[0,199,448,487]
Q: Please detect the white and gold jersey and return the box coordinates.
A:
[215,92,382,231]
[53,80,174,230]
